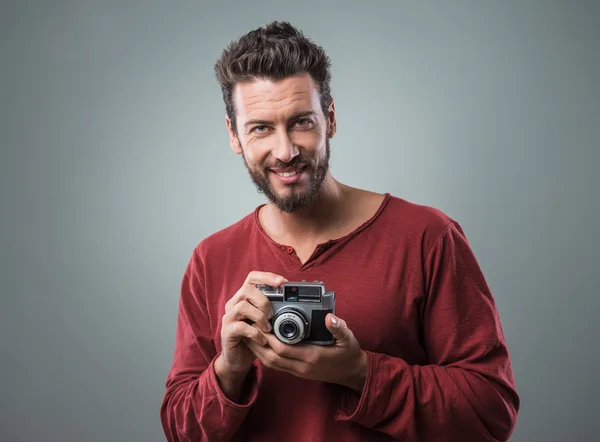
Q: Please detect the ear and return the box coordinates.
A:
[326,99,337,139]
[226,115,243,154]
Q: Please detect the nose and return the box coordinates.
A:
[271,131,299,163]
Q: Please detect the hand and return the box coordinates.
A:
[215,271,287,400]
[219,271,287,373]
[247,313,368,393]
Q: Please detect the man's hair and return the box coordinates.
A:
[214,21,332,135]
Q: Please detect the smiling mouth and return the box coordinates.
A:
[271,165,305,177]
[276,169,301,177]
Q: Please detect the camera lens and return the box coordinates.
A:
[280,321,297,338]
[272,310,307,345]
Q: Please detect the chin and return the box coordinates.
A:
[270,188,302,203]
[273,190,319,213]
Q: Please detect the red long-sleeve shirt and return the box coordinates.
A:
[160,194,520,441]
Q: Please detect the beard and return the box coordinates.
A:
[242,139,331,213]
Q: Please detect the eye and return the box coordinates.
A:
[295,118,314,129]
[252,125,269,134]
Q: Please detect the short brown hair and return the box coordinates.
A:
[214,21,333,134]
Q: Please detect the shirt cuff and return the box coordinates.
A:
[208,355,261,410]
[335,350,377,422]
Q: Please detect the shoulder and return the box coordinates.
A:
[381,194,456,231]
[377,194,463,254]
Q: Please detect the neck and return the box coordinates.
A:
[264,172,352,242]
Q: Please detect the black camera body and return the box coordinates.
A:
[256,281,335,345]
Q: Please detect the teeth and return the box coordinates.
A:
[277,169,300,177]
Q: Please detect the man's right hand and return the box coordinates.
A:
[214,271,287,400]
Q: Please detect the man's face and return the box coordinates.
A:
[226,73,336,213]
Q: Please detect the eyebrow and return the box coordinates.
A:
[244,111,317,128]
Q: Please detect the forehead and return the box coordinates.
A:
[233,73,321,120]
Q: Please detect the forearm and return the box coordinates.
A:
[341,350,368,394]
[214,354,253,402]
[336,351,519,442]
[160,356,259,442]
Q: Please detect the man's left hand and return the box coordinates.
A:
[245,313,368,393]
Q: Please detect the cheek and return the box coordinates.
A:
[243,137,270,164]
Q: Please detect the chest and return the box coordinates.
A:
[316,265,427,362]
[206,240,430,364]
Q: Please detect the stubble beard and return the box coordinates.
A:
[242,139,331,213]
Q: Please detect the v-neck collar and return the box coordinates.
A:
[253,193,391,270]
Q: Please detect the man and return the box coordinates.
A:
[160,21,520,442]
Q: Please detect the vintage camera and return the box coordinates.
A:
[256,280,335,345]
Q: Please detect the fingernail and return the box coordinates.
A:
[331,315,339,327]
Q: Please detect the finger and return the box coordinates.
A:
[247,340,305,373]
[225,280,279,317]
[262,332,312,362]
[325,313,350,343]
[243,286,275,320]
[245,340,269,364]
[225,286,263,313]
[225,286,253,312]
[226,322,268,346]
[229,301,272,333]
[244,271,288,287]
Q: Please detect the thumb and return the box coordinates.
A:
[326,313,348,341]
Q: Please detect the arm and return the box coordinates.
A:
[335,222,520,441]
[160,250,260,442]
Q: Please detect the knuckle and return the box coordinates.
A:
[231,300,245,314]
[272,343,286,357]
[229,322,242,336]
[305,351,317,365]
[235,321,250,336]
[226,291,243,312]
[235,301,252,320]
[310,350,321,365]
[250,327,261,340]
[258,299,273,315]
[297,364,310,376]
[265,353,278,366]
[226,307,240,322]
[221,324,234,340]
[221,311,232,325]
[346,329,355,341]
[259,296,271,309]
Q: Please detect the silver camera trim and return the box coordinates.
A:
[272,310,308,345]
[257,280,336,345]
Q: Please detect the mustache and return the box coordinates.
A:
[264,157,309,170]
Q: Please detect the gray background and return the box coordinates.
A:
[1,1,598,441]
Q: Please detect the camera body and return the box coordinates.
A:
[256,280,335,345]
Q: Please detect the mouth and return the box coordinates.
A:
[270,165,305,177]
[275,169,302,177]
[269,165,306,184]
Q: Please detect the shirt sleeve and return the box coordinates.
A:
[335,222,520,441]
[160,248,260,441]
